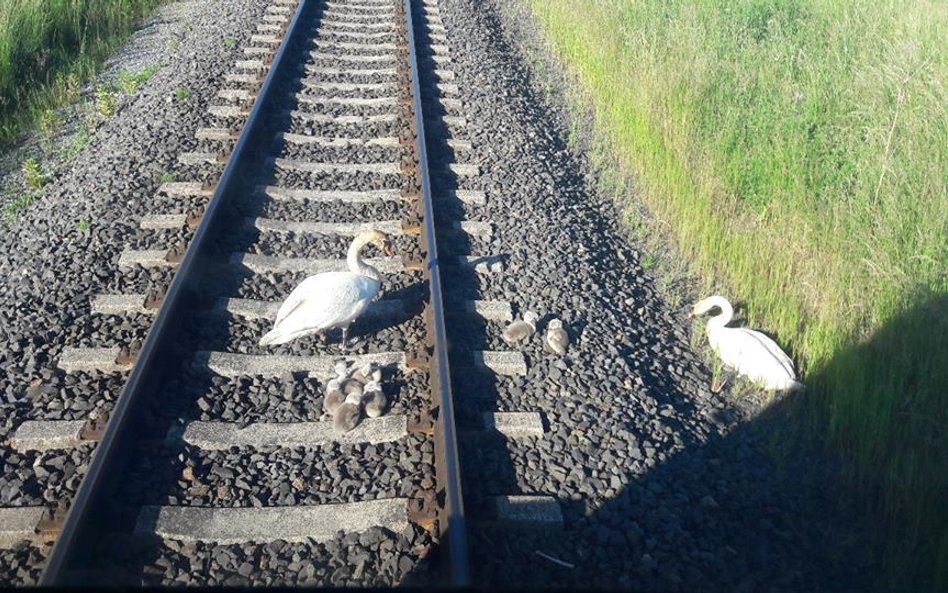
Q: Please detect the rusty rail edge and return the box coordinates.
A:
[404,0,470,586]
[38,0,310,584]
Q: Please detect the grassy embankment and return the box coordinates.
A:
[0,0,161,143]
[524,0,947,588]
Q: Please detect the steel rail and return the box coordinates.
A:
[403,0,470,585]
[38,0,310,584]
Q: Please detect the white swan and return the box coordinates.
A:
[690,295,803,391]
[259,230,393,347]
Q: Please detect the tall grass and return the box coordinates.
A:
[0,0,161,142]
[523,0,947,588]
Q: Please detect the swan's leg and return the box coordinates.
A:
[341,326,350,351]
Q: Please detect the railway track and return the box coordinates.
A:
[0,0,888,588]
[0,0,564,586]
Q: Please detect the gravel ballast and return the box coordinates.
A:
[414,0,884,590]
[0,0,281,583]
[0,0,883,588]
[38,0,439,585]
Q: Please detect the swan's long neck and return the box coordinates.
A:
[703,295,734,333]
[347,236,381,282]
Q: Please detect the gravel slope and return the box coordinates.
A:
[422,0,883,590]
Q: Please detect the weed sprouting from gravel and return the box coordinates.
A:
[2,191,41,225]
[96,85,118,117]
[117,66,157,95]
[159,172,175,183]
[173,87,191,101]
[642,254,658,271]
[23,158,47,190]
[222,37,237,49]
[117,72,138,95]
[63,124,92,161]
[38,109,64,142]
[77,218,91,232]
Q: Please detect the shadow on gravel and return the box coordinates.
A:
[563,291,948,592]
[468,400,887,591]
[404,0,933,588]
[464,293,948,591]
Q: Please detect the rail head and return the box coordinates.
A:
[403,0,470,586]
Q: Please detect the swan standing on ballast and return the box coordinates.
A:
[259,230,393,348]
[690,295,803,392]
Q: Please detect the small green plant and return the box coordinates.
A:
[222,37,237,49]
[96,84,118,117]
[64,125,91,161]
[138,66,157,85]
[23,158,46,190]
[54,71,83,105]
[2,192,41,225]
[117,71,137,95]
[117,66,157,95]
[77,218,91,232]
[38,109,64,142]
[173,87,190,101]
[159,171,175,183]
[642,253,658,271]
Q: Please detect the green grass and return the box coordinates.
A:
[62,122,91,161]
[524,0,947,589]
[117,66,156,95]
[1,190,40,225]
[173,86,190,101]
[0,0,161,144]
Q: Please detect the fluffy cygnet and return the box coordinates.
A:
[544,318,569,355]
[323,378,345,416]
[333,391,364,434]
[502,311,539,345]
[352,362,382,385]
[362,380,387,418]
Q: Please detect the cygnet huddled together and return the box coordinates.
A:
[326,361,391,433]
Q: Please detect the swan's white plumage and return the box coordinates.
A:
[693,295,803,391]
[259,231,390,347]
[261,273,379,345]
